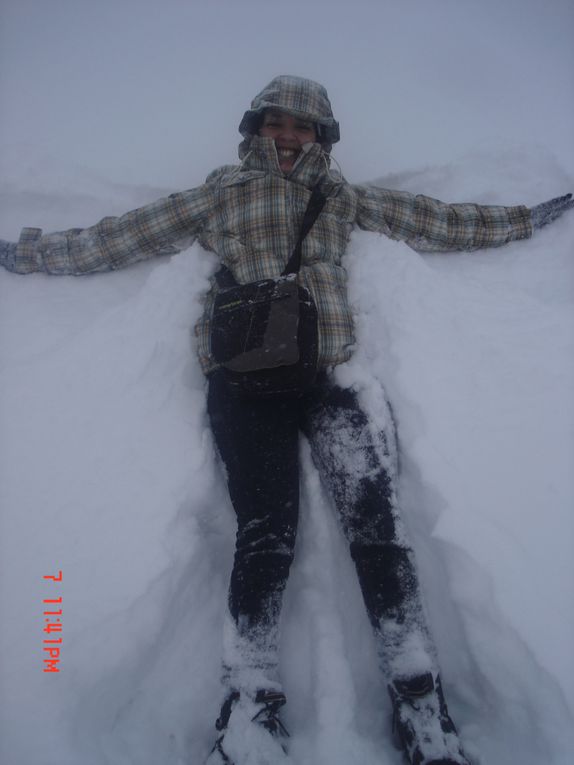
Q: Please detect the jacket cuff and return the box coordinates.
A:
[508,205,533,241]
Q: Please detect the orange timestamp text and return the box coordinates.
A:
[43,570,62,672]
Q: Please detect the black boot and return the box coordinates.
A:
[205,689,290,764]
[388,673,471,765]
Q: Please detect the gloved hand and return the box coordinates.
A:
[530,193,574,229]
[0,239,18,271]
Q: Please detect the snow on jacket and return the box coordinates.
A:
[11,104,532,374]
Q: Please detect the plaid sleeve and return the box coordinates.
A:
[13,184,214,275]
[354,185,532,252]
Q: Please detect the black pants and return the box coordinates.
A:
[207,370,437,695]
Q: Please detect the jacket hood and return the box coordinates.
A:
[238,75,340,157]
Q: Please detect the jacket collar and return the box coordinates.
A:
[240,135,331,189]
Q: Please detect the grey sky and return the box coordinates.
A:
[1,0,573,190]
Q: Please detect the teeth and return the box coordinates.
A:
[277,148,298,158]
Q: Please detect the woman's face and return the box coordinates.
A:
[259,109,317,174]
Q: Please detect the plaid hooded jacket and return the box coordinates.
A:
[11,76,532,373]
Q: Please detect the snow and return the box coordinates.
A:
[1,144,573,765]
[6,5,574,737]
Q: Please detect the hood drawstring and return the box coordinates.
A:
[321,150,344,185]
[239,149,253,170]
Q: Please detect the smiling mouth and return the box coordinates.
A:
[276,147,300,162]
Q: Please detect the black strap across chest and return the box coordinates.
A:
[216,186,327,289]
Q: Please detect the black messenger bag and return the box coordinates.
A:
[210,187,326,398]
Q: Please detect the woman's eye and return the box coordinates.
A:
[262,120,314,135]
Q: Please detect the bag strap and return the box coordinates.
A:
[216,186,327,289]
[281,186,327,277]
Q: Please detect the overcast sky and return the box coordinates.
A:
[1,0,573,191]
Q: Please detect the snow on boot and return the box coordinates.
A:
[205,689,290,765]
[388,673,471,765]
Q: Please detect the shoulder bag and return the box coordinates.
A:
[210,187,326,398]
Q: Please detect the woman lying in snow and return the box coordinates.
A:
[1,75,572,765]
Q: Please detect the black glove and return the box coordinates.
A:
[530,193,574,229]
[0,240,18,272]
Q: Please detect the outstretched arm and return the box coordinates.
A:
[355,185,573,253]
[0,184,214,276]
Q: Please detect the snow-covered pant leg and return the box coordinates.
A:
[207,371,300,695]
[300,378,439,682]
